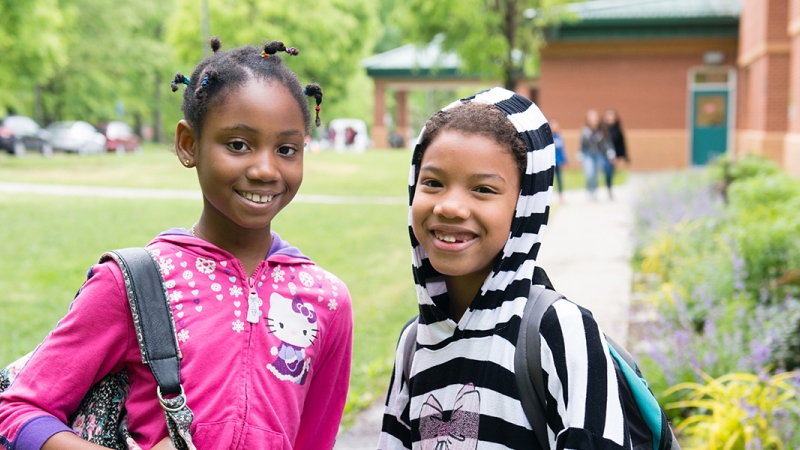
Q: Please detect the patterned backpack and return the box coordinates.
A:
[0,248,195,449]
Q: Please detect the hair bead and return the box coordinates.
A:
[304,83,323,127]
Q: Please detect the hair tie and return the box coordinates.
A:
[303,88,308,95]
[262,41,299,59]
[201,76,209,86]
[210,37,221,54]
[171,73,191,92]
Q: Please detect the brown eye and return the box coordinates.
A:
[227,141,248,151]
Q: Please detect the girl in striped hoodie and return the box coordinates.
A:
[379,88,632,450]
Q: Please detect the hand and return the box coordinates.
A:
[150,437,176,450]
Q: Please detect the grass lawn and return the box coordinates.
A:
[0,144,626,424]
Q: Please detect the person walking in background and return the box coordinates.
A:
[603,108,628,198]
[550,119,567,203]
[604,108,628,165]
[580,109,613,200]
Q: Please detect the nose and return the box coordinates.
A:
[432,189,470,220]
[246,149,280,182]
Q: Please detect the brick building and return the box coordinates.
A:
[540,0,800,175]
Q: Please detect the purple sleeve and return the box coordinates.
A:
[13,416,74,450]
[0,262,135,449]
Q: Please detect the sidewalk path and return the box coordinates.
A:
[536,181,635,345]
[0,182,407,205]
[334,178,638,449]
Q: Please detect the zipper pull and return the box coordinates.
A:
[246,279,261,324]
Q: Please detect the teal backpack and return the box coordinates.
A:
[401,271,680,450]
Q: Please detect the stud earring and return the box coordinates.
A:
[183,160,190,167]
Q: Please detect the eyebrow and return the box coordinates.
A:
[220,124,304,137]
[420,165,507,183]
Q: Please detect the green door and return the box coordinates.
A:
[691,90,728,165]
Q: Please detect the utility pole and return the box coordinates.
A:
[202,0,210,57]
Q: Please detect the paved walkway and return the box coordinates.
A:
[334,178,638,449]
[0,182,407,205]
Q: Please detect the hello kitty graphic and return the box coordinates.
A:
[266,292,318,385]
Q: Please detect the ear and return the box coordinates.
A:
[175,120,197,168]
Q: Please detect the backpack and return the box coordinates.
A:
[401,274,680,450]
[0,248,196,450]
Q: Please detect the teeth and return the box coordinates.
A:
[435,232,457,243]
[240,191,274,203]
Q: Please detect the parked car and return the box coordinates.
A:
[0,115,53,157]
[46,121,107,155]
[97,121,141,154]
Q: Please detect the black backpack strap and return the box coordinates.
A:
[401,315,419,389]
[101,248,197,449]
[102,248,182,396]
[514,285,564,450]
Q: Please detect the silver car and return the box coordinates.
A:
[46,121,107,155]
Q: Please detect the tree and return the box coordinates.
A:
[35,0,175,134]
[395,0,580,91]
[165,0,379,129]
[0,0,65,117]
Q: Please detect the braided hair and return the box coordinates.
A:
[171,37,323,136]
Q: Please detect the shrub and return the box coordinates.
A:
[664,370,800,450]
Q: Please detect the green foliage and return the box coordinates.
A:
[393,0,581,88]
[631,158,800,439]
[165,0,378,129]
[664,371,800,450]
[0,0,65,115]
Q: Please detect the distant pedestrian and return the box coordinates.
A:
[604,108,628,164]
[580,109,613,199]
[603,108,628,198]
[550,119,567,203]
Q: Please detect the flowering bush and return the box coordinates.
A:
[631,157,800,443]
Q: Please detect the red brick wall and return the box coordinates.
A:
[785,0,800,174]
[737,0,791,163]
[540,38,737,170]
[788,0,800,133]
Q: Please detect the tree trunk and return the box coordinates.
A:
[502,0,519,91]
[34,84,45,125]
[153,72,164,143]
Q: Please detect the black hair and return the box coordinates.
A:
[414,102,528,182]
[172,38,323,136]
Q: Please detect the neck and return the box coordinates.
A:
[192,209,273,277]
[444,270,490,322]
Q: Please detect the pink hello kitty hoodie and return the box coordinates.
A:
[0,229,353,450]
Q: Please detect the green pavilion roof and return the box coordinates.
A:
[549,0,741,41]
[361,35,469,79]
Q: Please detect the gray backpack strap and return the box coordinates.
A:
[401,316,419,388]
[514,285,564,450]
[101,248,196,450]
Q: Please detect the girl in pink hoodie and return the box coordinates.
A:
[0,38,352,450]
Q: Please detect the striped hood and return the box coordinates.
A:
[409,87,555,326]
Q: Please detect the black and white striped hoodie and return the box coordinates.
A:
[378,88,631,450]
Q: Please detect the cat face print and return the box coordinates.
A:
[266,292,318,348]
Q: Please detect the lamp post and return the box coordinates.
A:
[202,0,210,57]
